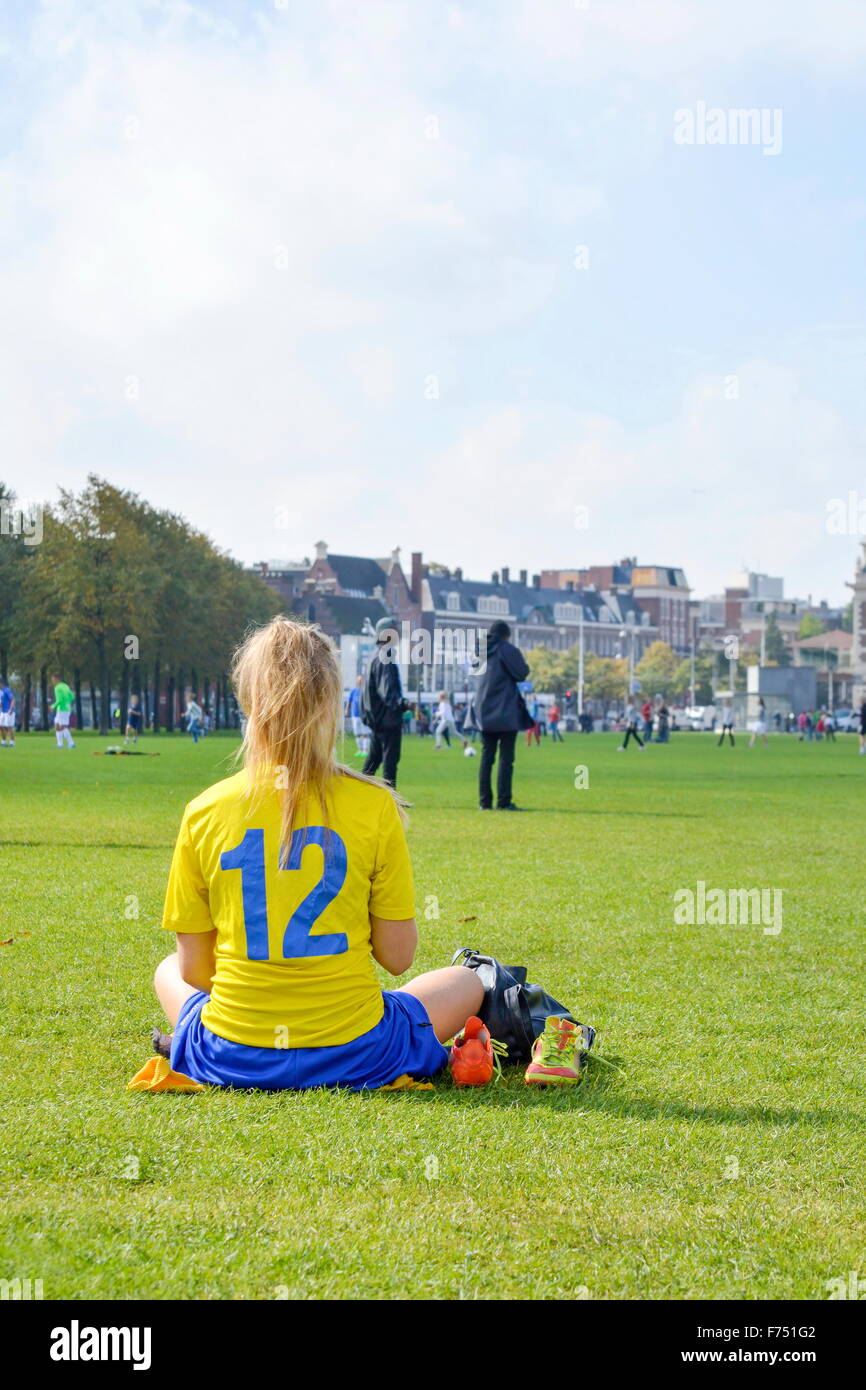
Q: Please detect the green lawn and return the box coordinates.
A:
[1,728,864,1300]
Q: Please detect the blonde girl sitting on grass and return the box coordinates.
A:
[154,617,483,1090]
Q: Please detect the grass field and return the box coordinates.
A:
[1,727,864,1301]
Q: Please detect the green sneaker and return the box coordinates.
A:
[524,1016,584,1086]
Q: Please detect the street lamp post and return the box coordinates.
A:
[577,605,584,718]
[620,614,636,706]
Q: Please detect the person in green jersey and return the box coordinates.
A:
[51,676,76,749]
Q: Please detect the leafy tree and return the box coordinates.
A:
[764,611,790,666]
[0,483,30,684]
[3,475,278,734]
[583,653,628,706]
[798,613,825,639]
[840,599,853,634]
[525,646,575,696]
[634,641,680,699]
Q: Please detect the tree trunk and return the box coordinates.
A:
[223,675,232,729]
[74,668,84,733]
[96,638,110,734]
[120,660,130,733]
[203,676,210,728]
[166,673,175,733]
[0,646,6,684]
[40,667,49,731]
[23,672,32,733]
[152,659,161,733]
[89,682,98,731]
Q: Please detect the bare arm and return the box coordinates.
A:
[176,930,217,993]
[370,915,418,976]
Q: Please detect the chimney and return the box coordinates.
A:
[315,539,328,561]
[565,580,575,591]
[533,574,541,588]
[519,569,527,586]
[390,545,401,569]
[454,566,463,581]
[492,570,500,586]
[411,551,423,602]
[501,566,510,584]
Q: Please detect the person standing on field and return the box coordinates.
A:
[525,696,542,747]
[618,702,644,751]
[749,696,769,748]
[641,698,653,742]
[362,616,406,787]
[345,675,370,758]
[185,694,204,744]
[125,693,143,744]
[473,620,531,810]
[51,675,76,748]
[718,702,735,746]
[433,691,468,751]
[0,681,16,746]
[548,700,564,742]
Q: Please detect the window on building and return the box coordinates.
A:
[477,595,509,615]
[553,602,581,623]
[446,592,460,612]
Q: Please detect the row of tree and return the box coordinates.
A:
[526,639,760,704]
[0,476,278,733]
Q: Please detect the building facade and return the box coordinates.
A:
[420,562,658,693]
[543,558,691,652]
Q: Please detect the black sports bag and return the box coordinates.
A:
[451,946,596,1064]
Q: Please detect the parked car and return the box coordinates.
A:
[682,705,716,731]
[832,708,859,732]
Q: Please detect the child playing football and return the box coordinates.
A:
[154,617,484,1090]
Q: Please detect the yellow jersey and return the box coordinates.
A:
[162,768,415,1048]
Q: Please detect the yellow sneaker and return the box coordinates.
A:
[524,1016,584,1086]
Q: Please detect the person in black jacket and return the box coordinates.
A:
[361,616,406,787]
[472,620,531,810]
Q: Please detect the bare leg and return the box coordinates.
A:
[397,966,484,1043]
[154,953,199,1028]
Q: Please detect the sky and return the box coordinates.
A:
[1,0,865,604]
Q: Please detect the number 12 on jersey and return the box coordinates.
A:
[219,827,349,961]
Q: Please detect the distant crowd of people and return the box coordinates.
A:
[0,678,218,749]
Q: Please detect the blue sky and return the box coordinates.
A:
[1,0,864,603]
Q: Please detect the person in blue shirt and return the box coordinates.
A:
[0,682,15,746]
[124,694,144,744]
[344,674,370,758]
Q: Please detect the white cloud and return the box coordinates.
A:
[0,0,862,610]
[408,360,860,602]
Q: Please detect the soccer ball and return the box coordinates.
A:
[464,745,477,757]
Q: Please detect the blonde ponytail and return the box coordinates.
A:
[232,617,407,859]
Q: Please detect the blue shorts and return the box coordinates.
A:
[170,990,448,1091]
